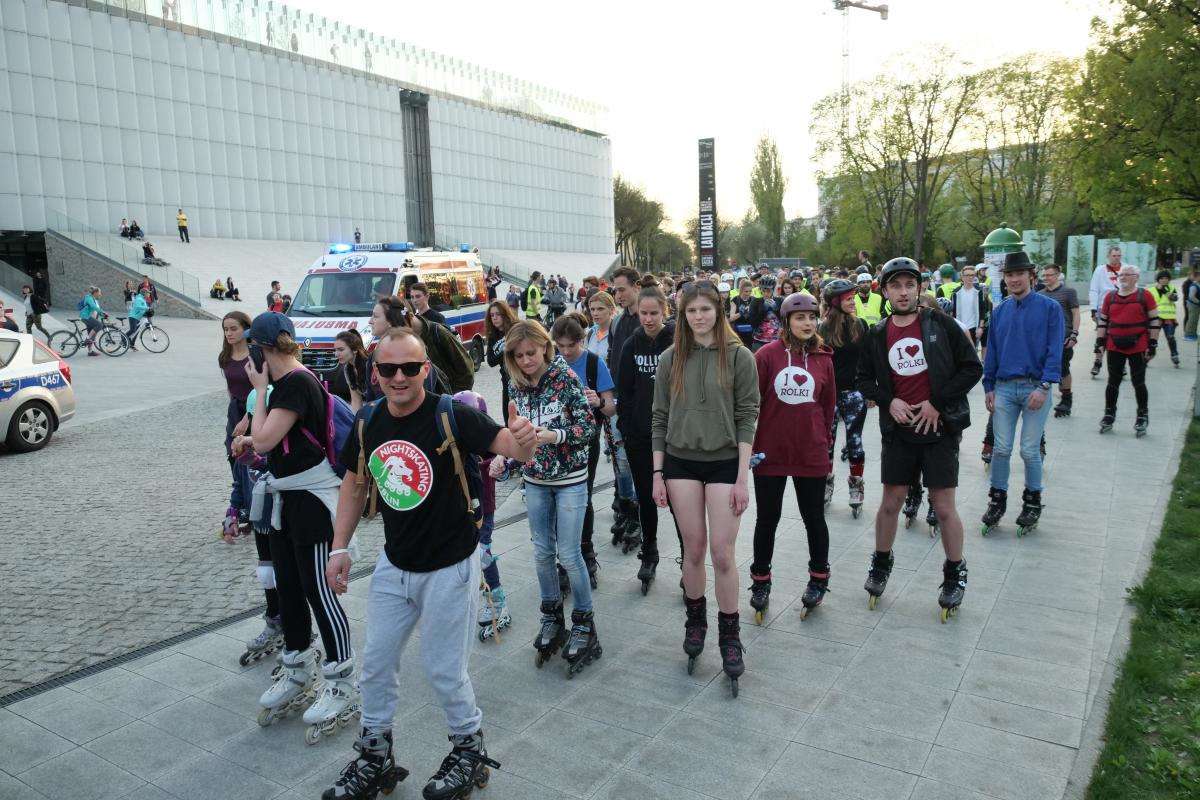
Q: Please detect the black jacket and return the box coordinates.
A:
[855,308,982,437]
[616,322,675,445]
[607,308,641,384]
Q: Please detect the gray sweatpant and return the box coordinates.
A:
[360,551,482,735]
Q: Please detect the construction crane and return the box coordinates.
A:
[833,1,889,134]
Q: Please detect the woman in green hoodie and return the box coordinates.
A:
[651,281,760,696]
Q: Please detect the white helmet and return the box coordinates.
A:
[721,272,733,282]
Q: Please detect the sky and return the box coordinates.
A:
[298,0,1114,233]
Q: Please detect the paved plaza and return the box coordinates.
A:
[1,317,1196,800]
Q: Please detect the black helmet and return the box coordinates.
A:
[822,278,855,303]
[855,265,871,275]
[759,275,777,290]
[879,257,921,287]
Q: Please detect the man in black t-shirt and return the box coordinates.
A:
[324,327,536,800]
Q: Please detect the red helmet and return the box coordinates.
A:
[780,292,819,320]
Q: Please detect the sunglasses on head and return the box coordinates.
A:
[375,360,426,378]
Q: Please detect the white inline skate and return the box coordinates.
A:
[303,657,361,745]
[258,646,320,728]
[478,586,512,642]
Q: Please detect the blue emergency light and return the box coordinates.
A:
[328,242,415,254]
[459,243,470,252]
[329,243,353,253]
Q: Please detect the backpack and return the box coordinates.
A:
[1102,289,1152,349]
[519,287,529,311]
[427,320,475,388]
[77,297,87,315]
[355,394,483,529]
[286,369,356,478]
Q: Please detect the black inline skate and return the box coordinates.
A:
[610,497,627,546]
[1134,412,1149,438]
[717,612,745,698]
[748,572,772,625]
[584,551,599,590]
[1053,391,1072,418]
[562,610,602,679]
[637,554,657,595]
[683,595,707,675]
[533,600,566,669]
[322,728,409,800]
[926,503,939,538]
[937,559,968,623]
[799,566,830,621]
[621,512,642,555]
[422,731,500,800]
[1014,489,1043,537]
[1099,408,1116,434]
[981,442,993,468]
[557,563,570,594]
[980,487,1007,537]
[864,550,893,611]
[1090,357,1102,379]
[902,484,922,529]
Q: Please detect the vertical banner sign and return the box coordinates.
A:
[698,138,718,270]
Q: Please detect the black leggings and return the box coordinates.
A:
[253,532,281,619]
[625,438,681,561]
[751,475,829,575]
[270,493,352,663]
[580,434,601,556]
[1105,350,1148,413]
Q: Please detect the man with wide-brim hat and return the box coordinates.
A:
[979,249,1064,536]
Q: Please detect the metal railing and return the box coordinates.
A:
[45,209,203,303]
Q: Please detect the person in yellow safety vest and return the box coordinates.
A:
[523,271,544,321]
[853,274,884,325]
[936,264,960,299]
[1148,269,1180,366]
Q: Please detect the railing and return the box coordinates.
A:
[45,209,203,303]
[94,0,606,133]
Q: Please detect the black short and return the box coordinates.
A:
[1061,346,1074,377]
[663,453,739,485]
[880,434,961,489]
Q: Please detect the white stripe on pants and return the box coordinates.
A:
[360,551,482,735]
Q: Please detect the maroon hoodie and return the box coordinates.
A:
[751,339,836,477]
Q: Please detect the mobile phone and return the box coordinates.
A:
[249,342,265,371]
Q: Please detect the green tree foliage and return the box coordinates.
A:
[614,176,692,272]
[749,136,787,258]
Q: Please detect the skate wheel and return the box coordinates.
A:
[475,766,491,789]
[729,678,739,698]
[980,524,990,538]
[799,605,809,621]
[940,607,950,624]
[238,652,251,667]
[687,656,697,676]
[566,663,576,680]
[929,527,938,539]
[256,708,274,727]
[304,725,321,745]
[754,609,764,625]
[867,594,878,611]
[535,650,547,669]
[904,516,914,529]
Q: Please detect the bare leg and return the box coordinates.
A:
[703,483,743,613]
[668,479,708,599]
[928,488,964,561]
[873,484,909,551]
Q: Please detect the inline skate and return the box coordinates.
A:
[799,566,830,620]
[980,442,993,468]
[823,474,835,509]
[748,572,772,625]
[584,551,600,590]
[937,559,968,623]
[1099,409,1116,434]
[1134,412,1149,438]
[477,586,511,642]
[258,647,320,727]
[1014,489,1043,537]
[422,731,500,800]
[239,614,284,667]
[683,595,707,675]
[926,504,939,538]
[321,728,409,800]
[1053,391,1072,418]
[864,550,894,611]
[1090,357,1102,379]
[304,658,361,745]
[533,600,566,668]
[621,512,642,555]
[717,612,744,698]
[610,497,627,546]
[637,555,658,595]
[902,484,922,529]
[848,476,864,519]
[980,487,1007,536]
[562,610,602,679]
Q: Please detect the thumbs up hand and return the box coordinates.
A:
[507,401,537,451]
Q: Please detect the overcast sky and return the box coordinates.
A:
[300,0,1112,232]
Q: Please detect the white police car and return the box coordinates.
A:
[0,330,75,452]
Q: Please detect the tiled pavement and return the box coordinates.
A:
[2,335,1195,800]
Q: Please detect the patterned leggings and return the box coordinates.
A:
[828,390,867,477]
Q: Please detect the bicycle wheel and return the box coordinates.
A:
[48,330,81,358]
[140,324,170,353]
[98,327,129,356]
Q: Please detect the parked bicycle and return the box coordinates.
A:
[48,317,129,358]
[117,316,171,353]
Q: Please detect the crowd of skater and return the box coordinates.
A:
[214,239,1179,800]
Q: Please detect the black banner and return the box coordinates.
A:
[698,138,718,270]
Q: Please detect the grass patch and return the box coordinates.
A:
[1086,418,1200,799]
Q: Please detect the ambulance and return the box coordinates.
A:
[287,242,487,383]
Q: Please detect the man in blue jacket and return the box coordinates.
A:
[981,250,1064,535]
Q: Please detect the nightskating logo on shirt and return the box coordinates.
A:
[369,440,433,511]
[889,337,928,376]
[773,366,815,405]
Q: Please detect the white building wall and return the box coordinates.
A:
[428,96,613,254]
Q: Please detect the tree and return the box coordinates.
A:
[749,136,787,258]
[613,175,664,267]
[1067,1,1200,228]
[644,231,692,271]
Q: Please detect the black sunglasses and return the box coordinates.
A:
[375,360,427,378]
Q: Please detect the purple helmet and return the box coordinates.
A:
[780,292,819,321]
[452,390,488,415]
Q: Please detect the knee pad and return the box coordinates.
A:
[255,564,276,590]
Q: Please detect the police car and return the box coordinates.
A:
[0,330,76,452]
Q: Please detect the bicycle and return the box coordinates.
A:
[117,316,171,353]
[48,318,129,358]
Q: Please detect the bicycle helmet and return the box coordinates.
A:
[822,278,855,304]
[759,275,777,291]
[452,390,488,416]
[939,264,955,278]
[855,265,871,275]
[936,297,953,313]
[878,257,922,287]
[780,292,819,320]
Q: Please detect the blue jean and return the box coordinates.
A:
[607,414,636,501]
[524,481,592,611]
[478,517,500,590]
[990,379,1053,493]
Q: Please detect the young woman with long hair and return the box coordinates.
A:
[219,311,254,540]
[748,293,836,624]
[485,299,518,424]
[504,321,601,675]
[818,279,871,517]
[651,282,760,695]
[333,329,369,411]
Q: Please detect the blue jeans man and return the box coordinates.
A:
[990,378,1053,503]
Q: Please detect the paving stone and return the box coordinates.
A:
[18,747,144,800]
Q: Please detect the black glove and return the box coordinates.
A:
[1093,337,1105,355]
